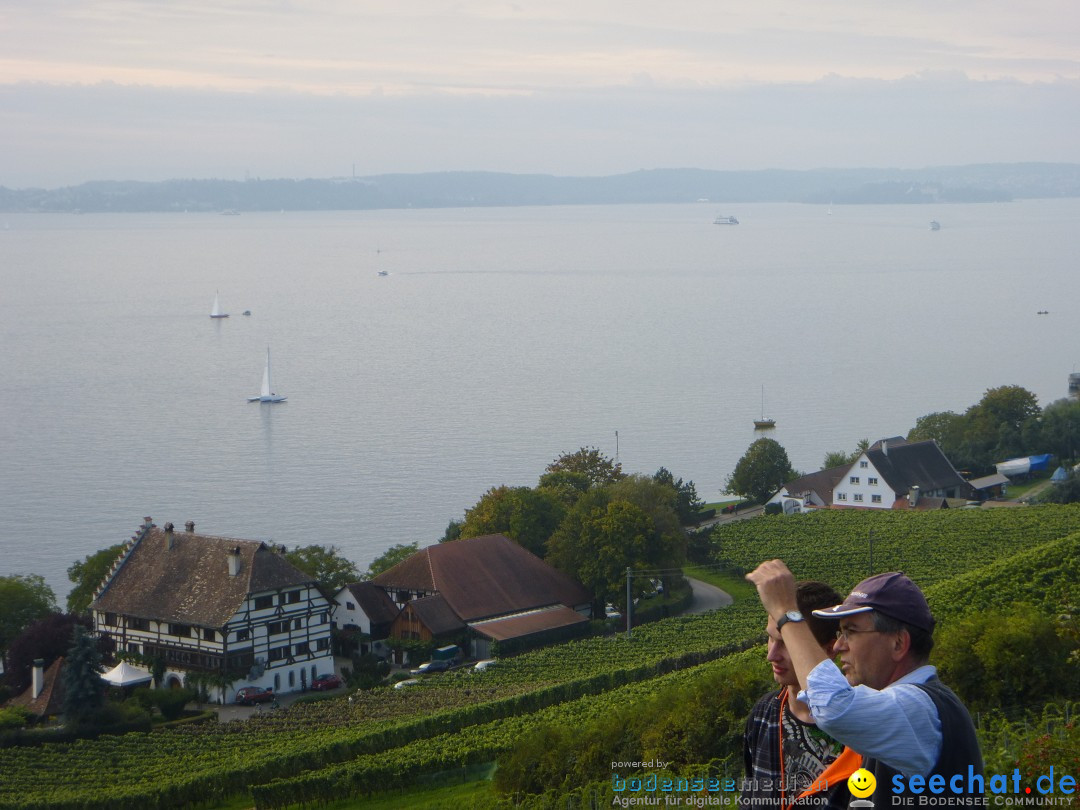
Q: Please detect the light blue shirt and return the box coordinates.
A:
[797,662,942,777]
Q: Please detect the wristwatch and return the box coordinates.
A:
[775,610,804,632]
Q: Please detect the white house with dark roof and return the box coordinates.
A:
[90,518,333,702]
[770,438,975,511]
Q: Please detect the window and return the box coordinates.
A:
[836,493,847,501]
[268,621,287,636]
[854,494,864,502]
[103,613,118,627]
[274,674,281,690]
[849,476,860,485]
[169,623,192,638]
[292,618,303,631]
[868,477,878,485]
[859,461,868,468]
[345,601,356,611]
[253,595,273,610]
[129,617,150,632]
[268,646,290,662]
[127,643,141,655]
[871,494,882,504]
[286,590,301,604]
[316,638,331,651]
[236,628,250,642]
[295,642,310,655]
[319,612,329,625]
[288,670,295,687]
[204,628,216,642]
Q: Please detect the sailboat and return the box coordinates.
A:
[754,386,775,429]
[248,348,287,403]
[210,291,229,319]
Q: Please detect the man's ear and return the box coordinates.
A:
[823,639,837,657]
[891,628,912,661]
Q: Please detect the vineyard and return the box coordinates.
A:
[1,505,1077,809]
[708,503,1080,592]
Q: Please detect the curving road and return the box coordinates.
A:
[683,576,734,614]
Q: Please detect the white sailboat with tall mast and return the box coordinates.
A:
[210,291,229,319]
[754,386,775,429]
[248,347,287,403]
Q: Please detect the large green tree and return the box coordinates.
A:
[67,545,125,614]
[961,385,1041,472]
[652,467,704,525]
[364,542,420,579]
[725,438,797,504]
[458,485,564,557]
[545,447,624,488]
[0,574,57,653]
[284,544,360,593]
[1030,398,1080,466]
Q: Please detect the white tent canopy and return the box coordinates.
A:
[100,660,153,687]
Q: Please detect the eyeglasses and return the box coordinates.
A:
[835,627,885,642]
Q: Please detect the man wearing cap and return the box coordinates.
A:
[739,580,863,810]
[745,561,983,803]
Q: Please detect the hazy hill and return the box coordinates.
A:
[2,163,1078,213]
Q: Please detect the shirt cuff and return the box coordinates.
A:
[796,658,854,720]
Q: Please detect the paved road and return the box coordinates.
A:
[683,577,734,614]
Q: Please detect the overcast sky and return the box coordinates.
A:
[2,1,1079,188]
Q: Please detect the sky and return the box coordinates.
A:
[2,1,1079,188]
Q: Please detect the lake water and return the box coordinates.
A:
[3,200,1079,601]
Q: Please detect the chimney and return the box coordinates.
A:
[32,659,45,699]
[143,516,153,529]
[185,521,195,533]
[881,439,888,456]
[909,486,920,508]
[228,546,242,577]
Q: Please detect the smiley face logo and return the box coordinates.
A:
[848,768,877,798]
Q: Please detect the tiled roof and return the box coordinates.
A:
[406,595,467,635]
[8,658,65,717]
[372,534,592,621]
[780,465,849,506]
[867,439,970,495]
[343,582,400,625]
[470,605,589,642]
[91,525,314,628]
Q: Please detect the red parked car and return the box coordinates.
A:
[310,673,343,691]
[234,686,275,705]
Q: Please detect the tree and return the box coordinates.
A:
[66,544,125,614]
[536,469,592,506]
[0,574,57,654]
[725,438,797,504]
[961,385,1041,472]
[822,439,870,470]
[62,625,104,726]
[4,613,99,694]
[459,485,564,557]
[546,490,667,609]
[1032,398,1080,466]
[545,447,624,488]
[284,544,360,593]
[652,467,704,525]
[364,542,419,579]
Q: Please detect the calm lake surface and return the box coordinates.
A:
[3,200,1079,600]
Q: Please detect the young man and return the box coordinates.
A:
[746,562,983,805]
[739,581,861,810]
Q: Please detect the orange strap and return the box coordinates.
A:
[794,746,862,801]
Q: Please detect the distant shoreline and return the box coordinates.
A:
[2,162,1078,214]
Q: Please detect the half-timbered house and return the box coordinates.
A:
[90,518,333,702]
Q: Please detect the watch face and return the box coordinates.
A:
[786,611,803,622]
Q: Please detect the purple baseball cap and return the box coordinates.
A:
[812,572,935,632]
